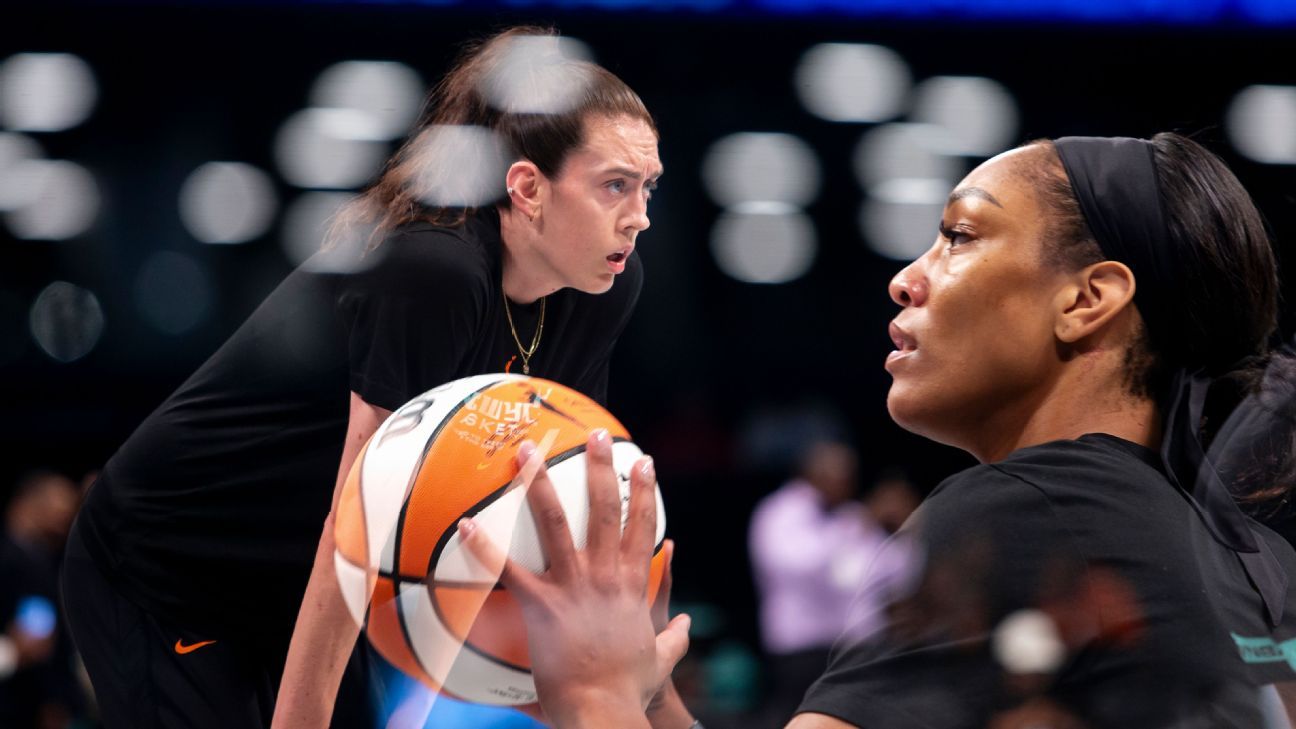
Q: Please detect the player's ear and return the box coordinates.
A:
[505,161,543,220]
[1053,260,1136,344]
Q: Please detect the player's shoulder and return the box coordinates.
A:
[357,214,495,296]
[930,435,1164,516]
[924,434,1180,557]
[990,434,1166,506]
[383,218,492,275]
[909,453,1087,570]
[920,462,1049,537]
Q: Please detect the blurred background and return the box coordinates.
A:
[3,0,1296,726]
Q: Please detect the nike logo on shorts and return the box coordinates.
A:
[174,639,217,654]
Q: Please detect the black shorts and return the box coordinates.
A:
[61,522,378,729]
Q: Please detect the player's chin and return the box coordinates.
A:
[887,388,958,448]
[580,273,618,295]
[885,385,928,434]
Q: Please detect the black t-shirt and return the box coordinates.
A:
[800,434,1296,728]
[76,208,642,642]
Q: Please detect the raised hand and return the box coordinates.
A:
[457,429,691,729]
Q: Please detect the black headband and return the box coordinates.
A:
[1053,136,1176,356]
[1055,136,1287,626]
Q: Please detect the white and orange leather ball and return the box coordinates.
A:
[333,373,667,707]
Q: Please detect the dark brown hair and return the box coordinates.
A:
[1023,134,1293,507]
[328,26,656,249]
[1024,135,1280,381]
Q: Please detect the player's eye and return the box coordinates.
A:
[939,223,972,247]
[607,179,626,194]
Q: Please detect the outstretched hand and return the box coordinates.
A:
[457,429,691,729]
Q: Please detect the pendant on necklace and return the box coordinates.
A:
[522,363,530,375]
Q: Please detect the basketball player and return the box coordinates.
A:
[60,27,663,729]
[461,133,1296,727]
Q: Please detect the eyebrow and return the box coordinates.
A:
[948,186,1003,208]
[605,166,664,181]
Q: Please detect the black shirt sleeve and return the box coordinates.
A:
[336,227,489,411]
[798,465,1078,728]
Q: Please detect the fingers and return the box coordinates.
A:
[456,517,542,601]
[518,441,578,580]
[583,429,622,570]
[621,455,658,568]
[653,613,692,686]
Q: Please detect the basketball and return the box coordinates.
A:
[332,373,668,706]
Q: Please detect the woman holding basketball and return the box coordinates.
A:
[463,133,1296,727]
[61,27,662,729]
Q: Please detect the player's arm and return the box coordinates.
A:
[271,392,391,729]
[1275,681,1296,728]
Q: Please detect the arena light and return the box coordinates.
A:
[1226,85,1296,164]
[0,132,44,211]
[0,53,97,132]
[274,108,388,189]
[702,132,821,208]
[310,61,424,141]
[910,76,1019,156]
[794,43,910,123]
[133,251,215,335]
[710,210,817,284]
[280,191,385,274]
[4,159,100,240]
[478,35,595,115]
[853,123,965,191]
[408,125,508,208]
[859,196,944,261]
[869,177,950,206]
[179,162,278,244]
[28,281,104,363]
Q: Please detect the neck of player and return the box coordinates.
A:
[965,348,1163,464]
[498,205,561,305]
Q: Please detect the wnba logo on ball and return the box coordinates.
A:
[458,390,545,454]
[464,389,547,424]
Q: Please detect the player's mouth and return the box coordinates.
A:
[606,245,633,273]
[886,321,917,369]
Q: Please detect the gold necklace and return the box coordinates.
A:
[503,289,545,375]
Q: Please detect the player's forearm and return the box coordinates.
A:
[566,711,653,729]
[274,394,387,728]
[546,689,652,729]
[271,512,360,729]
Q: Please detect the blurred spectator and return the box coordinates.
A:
[748,444,918,727]
[0,470,83,729]
[864,467,921,536]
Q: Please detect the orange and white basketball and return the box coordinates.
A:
[333,373,667,706]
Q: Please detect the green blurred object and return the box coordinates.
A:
[673,601,726,639]
[704,640,761,713]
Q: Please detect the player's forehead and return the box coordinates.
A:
[568,114,662,178]
[942,146,1048,236]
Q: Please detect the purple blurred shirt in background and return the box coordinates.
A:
[749,481,915,655]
